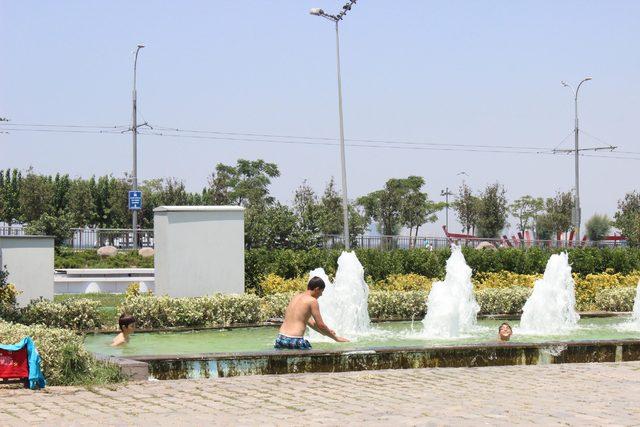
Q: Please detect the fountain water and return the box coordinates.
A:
[631,280,640,326]
[422,245,480,338]
[519,252,580,334]
[307,251,371,340]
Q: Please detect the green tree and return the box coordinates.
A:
[245,202,300,249]
[1,169,22,225]
[451,182,479,235]
[510,195,544,235]
[19,169,54,223]
[67,178,96,227]
[585,214,612,242]
[399,176,445,246]
[475,183,509,238]
[358,178,410,236]
[52,173,71,215]
[25,212,74,247]
[614,191,640,247]
[318,178,368,247]
[293,180,321,245]
[204,159,280,208]
[542,191,574,239]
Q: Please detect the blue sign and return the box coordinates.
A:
[128,191,142,210]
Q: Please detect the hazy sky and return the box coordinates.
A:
[1,1,639,235]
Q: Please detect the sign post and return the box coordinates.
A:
[128,191,142,211]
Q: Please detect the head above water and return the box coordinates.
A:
[119,314,136,332]
[307,276,326,297]
[498,322,512,341]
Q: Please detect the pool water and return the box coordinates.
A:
[84,317,640,357]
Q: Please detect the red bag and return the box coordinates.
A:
[0,347,29,379]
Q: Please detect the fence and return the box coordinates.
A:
[66,228,154,250]
[320,234,628,250]
[0,226,628,251]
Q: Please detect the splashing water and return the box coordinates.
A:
[519,252,580,335]
[422,245,480,338]
[631,280,640,327]
[307,251,371,340]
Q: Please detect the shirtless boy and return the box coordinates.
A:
[275,276,349,349]
[111,314,136,347]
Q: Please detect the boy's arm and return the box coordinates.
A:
[309,300,348,342]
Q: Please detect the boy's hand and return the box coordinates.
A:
[335,336,350,343]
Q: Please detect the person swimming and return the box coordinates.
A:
[275,276,349,349]
[498,322,512,341]
[111,314,136,347]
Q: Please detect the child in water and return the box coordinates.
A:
[498,322,512,341]
[111,314,136,347]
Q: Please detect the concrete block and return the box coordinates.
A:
[153,206,244,297]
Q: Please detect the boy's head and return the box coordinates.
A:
[119,314,136,333]
[498,322,512,341]
[307,276,326,297]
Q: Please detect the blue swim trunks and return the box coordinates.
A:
[274,333,312,350]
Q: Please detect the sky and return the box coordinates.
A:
[1,0,639,235]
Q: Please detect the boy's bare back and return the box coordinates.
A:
[279,293,317,337]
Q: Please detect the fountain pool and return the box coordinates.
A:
[85,316,640,379]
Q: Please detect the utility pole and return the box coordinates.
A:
[131,44,145,249]
[440,187,454,231]
[558,77,615,244]
[310,0,358,250]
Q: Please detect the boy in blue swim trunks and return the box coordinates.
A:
[275,276,349,349]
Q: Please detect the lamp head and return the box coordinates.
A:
[584,77,592,81]
[310,8,324,16]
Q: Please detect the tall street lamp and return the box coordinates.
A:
[310,1,358,250]
[561,77,591,245]
[131,44,145,248]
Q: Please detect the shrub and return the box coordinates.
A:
[371,274,433,292]
[20,298,103,330]
[260,293,294,320]
[119,294,262,329]
[259,274,307,295]
[0,321,123,386]
[0,266,20,321]
[368,291,428,319]
[594,287,637,312]
[55,248,153,269]
[586,214,612,241]
[574,272,640,311]
[475,287,532,314]
[473,271,539,289]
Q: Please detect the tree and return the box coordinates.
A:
[451,182,478,235]
[204,159,280,208]
[0,170,21,225]
[614,191,640,247]
[19,169,54,223]
[293,180,321,245]
[245,203,300,249]
[52,173,71,215]
[357,178,410,236]
[67,178,96,227]
[510,195,544,235]
[318,178,368,247]
[399,176,445,246]
[475,183,509,238]
[585,214,612,242]
[542,191,574,239]
[25,212,74,247]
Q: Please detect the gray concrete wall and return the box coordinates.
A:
[0,236,54,306]
[154,206,244,297]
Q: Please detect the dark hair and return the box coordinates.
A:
[307,276,326,291]
[119,314,136,331]
[499,322,512,333]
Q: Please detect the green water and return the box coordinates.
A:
[84,317,640,357]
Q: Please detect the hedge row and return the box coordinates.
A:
[245,247,640,292]
[0,321,123,386]
[118,286,638,329]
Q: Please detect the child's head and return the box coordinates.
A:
[119,314,136,333]
[498,322,512,341]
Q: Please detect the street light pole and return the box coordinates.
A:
[310,1,357,250]
[440,187,453,231]
[131,44,145,249]
[561,77,591,245]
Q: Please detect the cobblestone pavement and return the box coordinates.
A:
[2,362,640,426]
